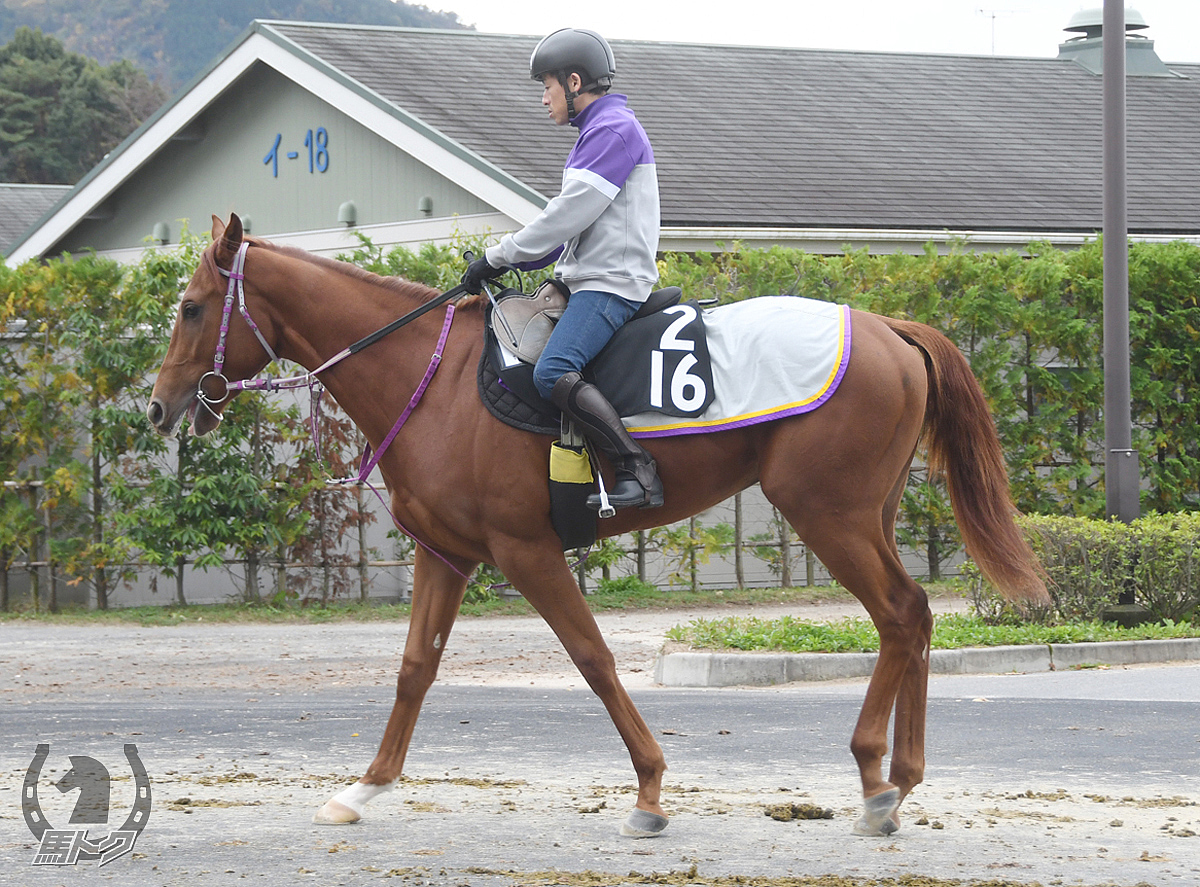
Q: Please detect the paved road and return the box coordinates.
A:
[1,612,1198,886]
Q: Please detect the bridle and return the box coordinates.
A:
[191,239,474,577]
[196,241,282,417]
[195,240,463,443]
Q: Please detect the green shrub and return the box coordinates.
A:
[465,564,505,604]
[594,575,658,598]
[1130,513,1200,621]
[967,514,1199,623]
[665,610,1197,653]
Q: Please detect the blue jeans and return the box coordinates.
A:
[533,289,639,401]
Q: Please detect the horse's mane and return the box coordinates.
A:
[204,235,488,313]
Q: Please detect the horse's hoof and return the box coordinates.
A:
[620,807,669,837]
[312,799,362,825]
[851,787,901,837]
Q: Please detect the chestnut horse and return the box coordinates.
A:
[148,214,1047,838]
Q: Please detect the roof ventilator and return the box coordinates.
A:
[1057,7,1180,77]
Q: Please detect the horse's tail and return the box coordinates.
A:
[881,316,1050,605]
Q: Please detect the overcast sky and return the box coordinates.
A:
[431,1,1200,65]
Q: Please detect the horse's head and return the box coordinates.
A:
[146,213,277,437]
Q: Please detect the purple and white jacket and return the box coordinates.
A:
[486,93,660,304]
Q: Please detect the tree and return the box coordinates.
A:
[0,253,93,611]
[62,244,190,607]
[1127,241,1200,513]
[2,0,468,92]
[0,27,164,183]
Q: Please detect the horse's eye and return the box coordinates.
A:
[182,302,201,320]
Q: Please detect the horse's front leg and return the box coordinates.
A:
[497,546,669,837]
[313,547,474,824]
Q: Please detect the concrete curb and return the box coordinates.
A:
[654,638,1200,687]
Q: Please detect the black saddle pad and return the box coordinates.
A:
[477,301,713,435]
[477,337,560,436]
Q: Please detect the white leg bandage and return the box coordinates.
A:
[330,780,394,817]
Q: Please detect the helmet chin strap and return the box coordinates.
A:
[559,72,582,121]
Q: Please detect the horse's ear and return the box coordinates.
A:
[213,213,244,265]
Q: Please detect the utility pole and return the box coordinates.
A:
[1102,0,1138,525]
[1102,0,1145,624]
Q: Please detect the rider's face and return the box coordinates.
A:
[541,75,570,125]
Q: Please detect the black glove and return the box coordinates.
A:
[462,257,504,294]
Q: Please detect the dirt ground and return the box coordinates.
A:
[3,594,1198,887]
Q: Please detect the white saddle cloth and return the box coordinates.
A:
[624,296,851,438]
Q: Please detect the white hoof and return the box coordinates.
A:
[852,787,901,836]
[620,807,669,837]
[312,799,361,825]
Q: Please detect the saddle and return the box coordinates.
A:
[490,278,570,364]
[477,289,854,549]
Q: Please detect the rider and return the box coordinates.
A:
[462,27,663,512]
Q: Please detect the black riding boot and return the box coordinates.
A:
[551,372,663,511]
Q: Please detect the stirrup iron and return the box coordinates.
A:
[564,417,616,518]
[592,464,616,519]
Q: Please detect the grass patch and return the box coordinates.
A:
[6,581,1195,653]
[666,611,1199,653]
[0,581,871,625]
[0,599,421,626]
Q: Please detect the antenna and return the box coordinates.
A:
[977,8,1016,55]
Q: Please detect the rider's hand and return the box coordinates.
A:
[462,257,504,295]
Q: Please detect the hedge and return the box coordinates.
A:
[2,233,1198,608]
[968,513,1200,622]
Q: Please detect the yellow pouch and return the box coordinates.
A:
[548,442,596,550]
[550,442,593,484]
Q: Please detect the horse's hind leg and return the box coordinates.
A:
[764,434,931,836]
[798,514,932,835]
[496,545,669,837]
[314,547,474,824]
[879,461,933,815]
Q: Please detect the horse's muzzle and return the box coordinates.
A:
[146,396,180,437]
[146,395,207,438]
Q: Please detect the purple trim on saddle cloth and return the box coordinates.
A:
[630,304,853,439]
